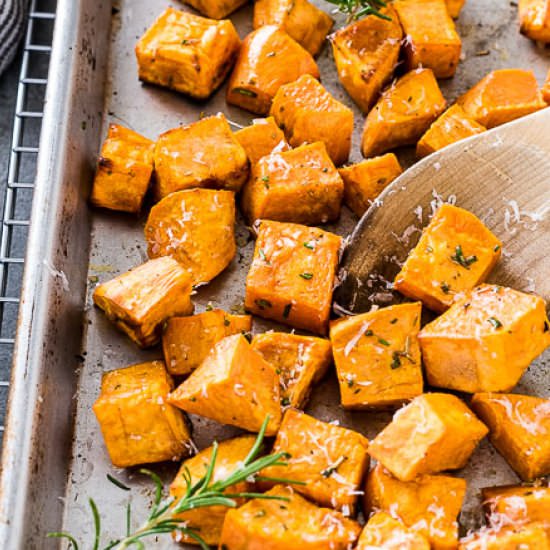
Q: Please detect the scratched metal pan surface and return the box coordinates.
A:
[0,0,549,547]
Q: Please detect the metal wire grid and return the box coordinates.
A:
[0,0,56,436]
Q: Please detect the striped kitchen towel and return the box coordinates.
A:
[0,0,27,77]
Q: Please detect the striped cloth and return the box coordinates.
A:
[0,0,26,76]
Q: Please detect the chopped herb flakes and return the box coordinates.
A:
[283,303,292,319]
[487,317,503,329]
[450,245,478,269]
[259,248,268,262]
[364,329,374,337]
[346,376,354,388]
[494,245,501,252]
[378,338,390,346]
[299,272,313,280]
[281,397,291,406]
[303,241,315,250]
[255,299,272,310]
[321,456,347,478]
[224,317,230,326]
[440,281,450,294]
[262,175,270,183]
[390,318,398,324]
[232,87,257,97]
[391,352,401,369]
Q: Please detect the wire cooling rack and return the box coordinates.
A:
[0,0,57,441]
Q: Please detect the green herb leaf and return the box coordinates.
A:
[378,338,391,346]
[107,474,130,491]
[324,0,390,21]
[487,317,503,329]
[299,272,313,280]
[232,87,258,98]
[450,245,478,269]
[303,241,315,250]
[440,281,450,294]
[391,352,401,369]
[255,298,272,310]
[320,456,347,478]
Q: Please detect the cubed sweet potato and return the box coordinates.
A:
[90,124,154,213]
[182,0,247,19]
[419,285,550,393]
[394,204,502,312]
[251,332,332,409]
[153,114,249,199]
[170,435,256,546]
[364,464,467,550]
[519,0,550,42]
[241,142,344,225]
[260,409,370,513]
[459,523,550,550]
[135,8,240,99]
[168,334,281,435]
[163,309,252,376]
[244,220,342,335]
[93,361,192,468]
[253,0,334,56]
[543,69,550,104]
[219,485,361,549]
[144,188,236,284]
[338,153,403,217]
[93,257,194,348]
[417,104,486,158]
[234,117,290,166]
[368,393,488,481]
[330,302,423,410]
[330,5,403,113]
[361,68,446,158]
[357,511,431,550]
[457,69,547,128]
[227,26,319,115]
[471,393,550,480]
[271,74,354,166]
[395,0,461,78]
[446,0,466,17]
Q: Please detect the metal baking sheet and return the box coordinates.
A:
[1,0,549,547]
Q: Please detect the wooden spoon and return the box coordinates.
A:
[334,108,550,314]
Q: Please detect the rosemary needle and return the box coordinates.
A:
[324,0,391,22]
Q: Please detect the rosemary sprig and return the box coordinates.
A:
[48,417,295,550]
[325,0,391,22]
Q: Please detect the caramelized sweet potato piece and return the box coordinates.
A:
[153,114,249,199]
[271,74,354,166]
[471,393,550,480]
[519,0,550,42]
[219,485,361,549]
[144,188,236,284]
[93,361,192,468]
[394,204,501,312]
[459,523,550,550]
[457,69,546,128]
[364,464,467,550]
[369,393,488,481]
[170,436,256,546]
[244,220,342,334]
[168,334,281,435]
[330,5,403,113]
[182,0,247,19]
[338,153,403,217]
[93,257,194,348]
[395,0,461,78]
[253,0,334,56]
[446,0,466,17]
[90,124,154,213]
[234,117,289,166]
[251,332,332,409]
[227,26,319,115]
[417,104,486,157]
[361,68,446,158]
[543,68,550,104]
[163,309,252,376]
[135,8,240,99]
[357,512,431,550]
[419,285,550,393]
[241,142,344,225]
[330,302,423,410]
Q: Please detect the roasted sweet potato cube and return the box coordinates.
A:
[395,0,461,78]
[93,257,194,348]
[419,285,550,393]
[338,153,403,217]
[253,0,334,56]
[519,0,550,42]
[394,204,502,312]
[260,409,369,512]
[471,393,550,480]
[364,464,467,550]
[459,523,550,550]
[182,0,247,19]
[446,0,466,17]
[90,124,154,213]
[153,114,249,199]
[457,69,546,128]
[93,361,192,468]
[220,485,361,549]
[369,393,488,481]
[170,435,255,546]
[241,142,344,225]
[271,74,354,166]
[234,117,290,166]
[251,332,332,409]
[135,8,240,99]
[357,511,431,550]
[144,188,236,284]
[330,302,423,410]
[163,309,252,376]
[168,334,281,435]
[361,68,446,158]
[227,26,319,115]
[330,6,403,113]
[417,104,486,158]
[244,220,342,335]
